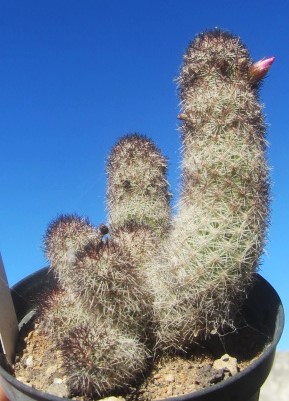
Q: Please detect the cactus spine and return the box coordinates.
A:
[146,29,270,351]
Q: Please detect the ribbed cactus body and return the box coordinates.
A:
[147,30,269,351]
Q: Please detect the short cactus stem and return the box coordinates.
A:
[68,239,153,337]
[44,215,152,337]
[38,291,148,398]
[61,322,148,398]
[44,214,108,286]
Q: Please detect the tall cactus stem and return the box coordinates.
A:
[146,29,271,351]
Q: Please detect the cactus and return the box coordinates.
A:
[38,289,148,398]
[146,29,271,351]
[68,239,152,337]
[42,214,152,395]
[107,134,171,268]
[107,134,171,236]
[44,214,152,337]
[61,323,148,398]
[44,214,108,288]
[38,287,89,340]
[39,29,273,397]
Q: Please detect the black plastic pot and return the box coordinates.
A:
[0,268,284,401]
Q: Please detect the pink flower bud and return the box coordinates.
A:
[249,57,275,83]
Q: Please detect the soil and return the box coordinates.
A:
[11,316,268,401]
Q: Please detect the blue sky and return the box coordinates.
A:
[0,1,288,350]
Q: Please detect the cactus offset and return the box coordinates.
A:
[146,29,271,351]
[38,291,148,398]
[107,134,171,268]
[42,213,151,395]
[69,240,152,337]
[107,134,171,235]
[44,214,108,288]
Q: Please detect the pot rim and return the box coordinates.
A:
[0,270,285,401]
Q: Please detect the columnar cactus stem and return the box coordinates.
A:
[146,29,271,351]
[107,134,171,269]
[42,215,152,395]
[107,134,171,235]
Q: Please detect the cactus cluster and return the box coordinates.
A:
[39,29,273,398]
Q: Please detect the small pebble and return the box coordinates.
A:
[213,354,238,376]
[45,365,57,377]
[164,373,175,383]
[16,376,26,383]
[25,356,33,368]
[166,384,174,396]
[46,382,69,398]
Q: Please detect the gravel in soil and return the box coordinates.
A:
[12,317,267,401]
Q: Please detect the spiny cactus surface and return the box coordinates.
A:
[45,214,108,287]
[44,214,152,337]
[146,29,271,351]
[43,214,152,395]
[68,239,153,337]
[61,323,148,398]
[107,134,171,235]
[107,134,171,269]
[38,289,148,398]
